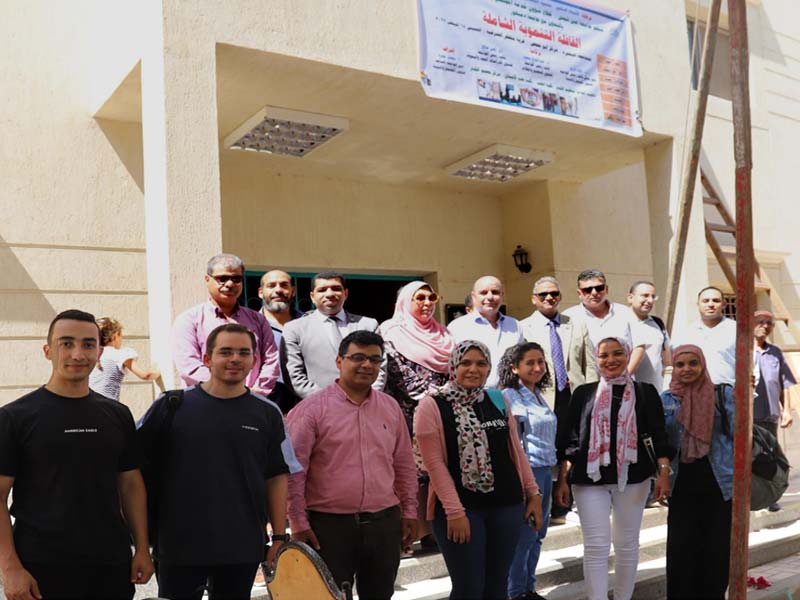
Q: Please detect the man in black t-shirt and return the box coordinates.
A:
[138,323,290,600]
[0,309,153,600]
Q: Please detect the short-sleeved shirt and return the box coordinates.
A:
[137,385,290,565]
[503,386,558,468]
[630,317,670,391]
[447,313,524,388]
[0,387,139,565]
[754,343,797,422]
[562,302,636,352]
[672,318,736,386]
[433,393,522,509]
[89,345,138,401]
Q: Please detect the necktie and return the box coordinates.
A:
[548,319,568,392]
[328,316,342,346]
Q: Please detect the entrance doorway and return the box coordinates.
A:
[243,272,422,324]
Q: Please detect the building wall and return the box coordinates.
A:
[0,1,155,414]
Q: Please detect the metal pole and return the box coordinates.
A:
[727,0,755,597]
[664,0,722,331]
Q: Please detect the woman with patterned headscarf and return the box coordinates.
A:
[414,340,543,600]
[663,345,734,600]
[554,337,672,600]
[380,280,454,549]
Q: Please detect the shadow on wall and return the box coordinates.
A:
[0,234,57,327]
[95,118,144,193]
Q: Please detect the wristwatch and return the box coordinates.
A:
[271,533,290,542]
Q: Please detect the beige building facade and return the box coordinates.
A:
[2,0,799,416]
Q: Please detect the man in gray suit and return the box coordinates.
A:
[281,271,383,399]
[519,276,597,524]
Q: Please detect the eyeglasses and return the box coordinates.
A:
[343,353,383,365]
[412,293,439,305]
[212,275,243,285]
[214,349,253,358]
[579,284,606,294]
[535,291,561,300]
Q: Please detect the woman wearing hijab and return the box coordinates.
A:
[554,337,671,600]
[380,281,454,547]
[664,345,735,600]
[414,340,543,600]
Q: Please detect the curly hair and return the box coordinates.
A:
[96,317,123,347]
[497,342,551,390]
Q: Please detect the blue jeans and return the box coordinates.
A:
[433,502,524,600]
[508,466,552,596]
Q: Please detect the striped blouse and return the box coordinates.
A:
[503,385,558,468]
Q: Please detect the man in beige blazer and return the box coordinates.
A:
[519,276,597,409]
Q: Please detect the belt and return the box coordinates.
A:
[309,505,399,525]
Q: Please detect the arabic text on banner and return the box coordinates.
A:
[417,0,643,137]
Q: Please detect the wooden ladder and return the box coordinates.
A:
[701,170,795,333]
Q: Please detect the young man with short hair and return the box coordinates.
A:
[0,309,153,600]
[287,330,417,600]
[139,323,292,600]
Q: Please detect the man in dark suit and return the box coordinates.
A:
[281,271,383,399]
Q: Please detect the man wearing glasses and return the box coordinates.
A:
[562,269,644,373]
[140,324,291,599]
[172,253,279,397]
[627,280,672,391]
[520,276,596,525]
[287,330,417,600]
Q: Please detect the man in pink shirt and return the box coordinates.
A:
[171,253,279,396]
[287,330,418,600]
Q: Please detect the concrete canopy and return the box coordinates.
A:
[96,42,668,194]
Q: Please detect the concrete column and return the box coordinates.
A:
[500,181,554,317]
[140,3,222,387]
[644,139,708,331]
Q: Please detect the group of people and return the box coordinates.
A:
[0,253,795,600]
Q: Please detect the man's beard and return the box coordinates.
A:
[265,299,290,312]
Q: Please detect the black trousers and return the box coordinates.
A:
[666,457,732,600]
[156,562,258,600]
[552,385,573,518]
[309,506,402,600]
[25,562,133,600]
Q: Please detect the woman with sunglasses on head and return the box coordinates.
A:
[554,337,672,600]
[663,345,734,600]
[379,281,455,550]
[498,342,560,600]
[415,340,543,600]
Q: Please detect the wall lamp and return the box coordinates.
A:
[512,245,532,273]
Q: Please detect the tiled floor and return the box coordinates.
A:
[748,551,800,583]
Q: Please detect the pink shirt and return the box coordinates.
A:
[286,383,418,531]
[414,394,539,521]
[171,300,279,394]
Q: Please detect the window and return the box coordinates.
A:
[687,20,733,101]
[723,293,737,320]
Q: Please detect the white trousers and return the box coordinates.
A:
[572,480,650,600]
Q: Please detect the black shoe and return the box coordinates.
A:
[768,502,782,512]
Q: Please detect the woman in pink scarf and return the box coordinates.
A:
[664,344,733,600]
[554,337,672,600]
[379,280,455,549]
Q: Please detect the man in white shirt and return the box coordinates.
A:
[448,275,523,388]
[671,286,736,387]
[562,269,644,374]
[627,280,672,391]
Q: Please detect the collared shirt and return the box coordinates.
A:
[562,301,635,351]
[503,386,558,468]
[447,312,524,388]
[754,343,797,422]
[172,300,280,394]
[671,317,736,386]
[630,316,670,391]
[286,383,418,531]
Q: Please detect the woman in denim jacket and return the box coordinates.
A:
[662,344,734,600]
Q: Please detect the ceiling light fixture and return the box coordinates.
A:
[446,144,553,182]
[224,106,349,158]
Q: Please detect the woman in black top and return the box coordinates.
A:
[554,337,671,600]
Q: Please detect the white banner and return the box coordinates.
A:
[418,0,642,137]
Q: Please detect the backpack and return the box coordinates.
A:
[750,423,790,510]
[651,315,669,351]
[140,389,184,548]
[714,388,790,510]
